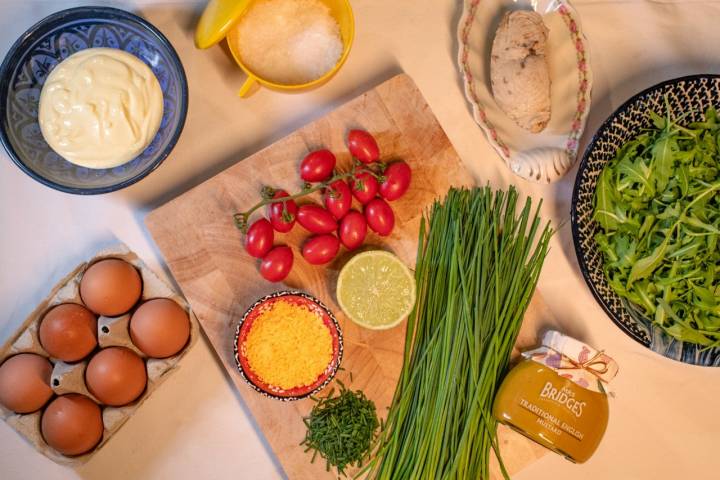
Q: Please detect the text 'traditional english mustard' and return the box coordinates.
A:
[493,331,618,463]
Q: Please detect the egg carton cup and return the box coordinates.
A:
[0,244,200,466]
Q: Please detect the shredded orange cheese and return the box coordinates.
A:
[245,300,333,389]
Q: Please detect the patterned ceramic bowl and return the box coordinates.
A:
[0,7,188,194]
[571,74,720,366]
[234,291,343,401]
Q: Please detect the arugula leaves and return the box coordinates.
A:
[595,168,619,230]
[593,106,720,347]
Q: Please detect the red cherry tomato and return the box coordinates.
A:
[268,190,298,233]
[338,210,367,250]
[350,171,379,204]
[379,161,412,201]
[300,150,336,182]
[302,234,340,265]
[297,204,338,234]
[364,198,395,236]
[324,180,352,220]
[348,130,380,164]
[245,218,274,258]
[260,246,294,282]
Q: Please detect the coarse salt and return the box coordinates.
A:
[233,0,343,85]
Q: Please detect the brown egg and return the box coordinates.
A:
[41,394,103,456]
[39,303,98,362]
[130,299,190,358]
[80,259,142,316]
[85,347,146,406]
[0,353,53,413]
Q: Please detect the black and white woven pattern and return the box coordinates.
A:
[571,75,720,366]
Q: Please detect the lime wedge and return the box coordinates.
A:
[336,250,416,330]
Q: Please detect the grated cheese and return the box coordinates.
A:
[245,299,333,390]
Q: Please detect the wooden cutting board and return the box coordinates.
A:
[146,74,548,479]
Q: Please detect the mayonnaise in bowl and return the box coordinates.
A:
[38,48,163,169]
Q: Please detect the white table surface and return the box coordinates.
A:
[2,0,720,478]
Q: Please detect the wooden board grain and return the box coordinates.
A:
[146,74,547,479]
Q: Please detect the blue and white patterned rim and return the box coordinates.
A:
[0,6,188,195]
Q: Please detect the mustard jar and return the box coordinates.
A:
[493,330,618,463]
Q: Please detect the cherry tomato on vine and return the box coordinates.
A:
[297,204,338,234]
[268,190,298,233]
[245,218,274,258]
[324,180,352,220]
[379,161,412,201]
[364,198,395,236]
[260,246,294,282]
[302,234,340,265]
[300,150,336,182]
[348,130,380,164]
[338,210,367,250]
[350,171,379,204]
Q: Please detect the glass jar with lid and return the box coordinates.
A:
[493,330,618,463]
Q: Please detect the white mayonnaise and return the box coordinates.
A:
[39,48,163,169]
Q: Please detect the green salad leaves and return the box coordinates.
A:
[593,106,720,347]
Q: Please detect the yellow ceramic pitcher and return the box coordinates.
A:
[195,0,354,97]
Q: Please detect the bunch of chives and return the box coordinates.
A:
[360,186,552,480]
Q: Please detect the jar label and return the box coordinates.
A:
[539,381,586,418]
[518,379,589,441]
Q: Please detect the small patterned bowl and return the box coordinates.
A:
[571,74,720,366]
[234,291,343,401]
[0,6,188,194]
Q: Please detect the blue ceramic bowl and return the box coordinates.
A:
[0,6,188,194]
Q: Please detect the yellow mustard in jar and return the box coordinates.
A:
[493,331,618,463]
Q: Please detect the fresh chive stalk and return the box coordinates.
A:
[360,186,552,479]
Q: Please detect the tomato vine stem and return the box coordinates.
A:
[232,162,386,233]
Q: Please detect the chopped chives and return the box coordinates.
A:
[302,381,379,477]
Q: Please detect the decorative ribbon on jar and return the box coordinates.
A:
[523,330,619,391]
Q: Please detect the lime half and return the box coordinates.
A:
[336,250,416,330]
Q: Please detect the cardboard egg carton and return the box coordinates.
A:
[0,244,199,466]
